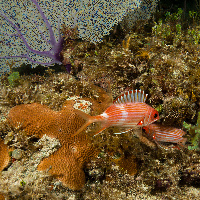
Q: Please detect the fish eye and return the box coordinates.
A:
[154,113,158,118]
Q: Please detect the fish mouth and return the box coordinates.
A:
[145,109,159,126]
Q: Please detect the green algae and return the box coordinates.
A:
[7,72,20,87]
[183,112,200,151]
[152,8,200,47]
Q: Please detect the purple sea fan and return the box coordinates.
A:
[0,0,159,75]
[62,0,144,43]
[0,0,64,74]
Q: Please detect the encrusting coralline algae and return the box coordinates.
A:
[0,135,62,199]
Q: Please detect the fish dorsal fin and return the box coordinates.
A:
[113,89,148,104]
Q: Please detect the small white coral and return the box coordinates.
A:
[73,99,92,114]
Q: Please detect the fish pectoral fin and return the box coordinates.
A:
[133,128,143,138]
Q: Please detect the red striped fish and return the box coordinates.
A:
[73,90,159,136]
[143,124,187,145]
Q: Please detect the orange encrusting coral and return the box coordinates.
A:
[0,138,9,172]
[0,193,5,200]
[8,101,83,139]
[7,100,98,190]
[0,138,9,200]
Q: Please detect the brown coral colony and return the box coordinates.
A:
[7,100,98,190]
[0,138,9,172]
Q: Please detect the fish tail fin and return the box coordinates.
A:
[73,109,96,137]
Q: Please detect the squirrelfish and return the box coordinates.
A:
[143,123,187,145]
[73,90,159,136]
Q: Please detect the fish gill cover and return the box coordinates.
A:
[0,0,159,75]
